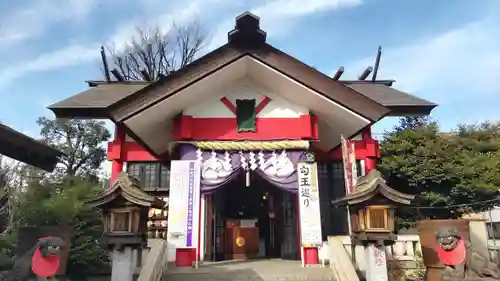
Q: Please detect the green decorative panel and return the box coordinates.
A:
[236,99,256,132]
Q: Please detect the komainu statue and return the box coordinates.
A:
[437,226,500,281]
[0,236,65,281]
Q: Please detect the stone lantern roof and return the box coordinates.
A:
[332,169,415,206]
[86,172,166,209]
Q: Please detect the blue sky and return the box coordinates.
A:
[1,0,499,140]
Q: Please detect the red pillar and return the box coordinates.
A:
[361,126,379,173]
[110,125,125,183]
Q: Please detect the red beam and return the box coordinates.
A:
[220,97,236,114]
[255,97,272,114]
[174,115,317,141]
[108,122,377,165]
[221,96,272,115]
[108,141,158,162]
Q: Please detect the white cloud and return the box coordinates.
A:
[208,0,363,50]
[106,0,230,54]
[341,15,500,132]
[344,16,500,104]
[0,0,362,88]
[0,0,96,47]
[253,0,361,18]
[0,44,100,89]
[0,0,225,89]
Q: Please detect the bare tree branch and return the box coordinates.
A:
[105,20,209,81]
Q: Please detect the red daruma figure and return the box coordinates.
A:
[31,237,66,279]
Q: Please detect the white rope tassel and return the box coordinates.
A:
[223,151,232,171]
[258,150,265,170]
[280,149,287,158]
[239,151,247,169]
[249,151,258,170]
[195,148,203,164]
[270,151,278,166]
[210,150,217,169]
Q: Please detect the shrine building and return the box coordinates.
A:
[48,12,436,266]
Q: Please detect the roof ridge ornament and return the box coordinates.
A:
[228,11,267,48]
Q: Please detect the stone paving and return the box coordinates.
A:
[163,259,336,281]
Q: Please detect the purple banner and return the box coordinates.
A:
[186,162,195,247]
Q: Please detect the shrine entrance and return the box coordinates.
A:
[210,172,299,261]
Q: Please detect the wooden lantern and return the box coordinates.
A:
[86,172,166,250]
[355,205,395,233]
[104,207,141,234]
[332,170,414,245]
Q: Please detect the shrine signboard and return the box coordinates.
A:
[167,161,201,253]
[297,162,322,247]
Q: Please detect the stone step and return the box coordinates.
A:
[163,260,336,281]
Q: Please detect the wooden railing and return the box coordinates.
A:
[137,239,168,281]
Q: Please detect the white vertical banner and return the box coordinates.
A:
[341,135,358,235]
[167,160,201,261]
[297,162,322,247]
[341,135,358,194]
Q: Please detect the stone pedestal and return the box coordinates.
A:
[365,243,388,281]
[468,219,489,260]
[111,248,135,281]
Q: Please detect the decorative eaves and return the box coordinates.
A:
[86,172,166,209]
[331,169,415,206]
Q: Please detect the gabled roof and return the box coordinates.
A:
[47,12,437,156]
[331,169,415,206]
[344,82,437,116]
[48,12,436,122]
[106,44,390,123]
[49,44,391,122]
[0,124,63,172]
[85,172,166,209]
[49,83,147,118]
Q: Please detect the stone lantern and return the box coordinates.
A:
[86,172,166,249]
[332,169,415,245]
[332,169,415,281]
[86,172,166,281]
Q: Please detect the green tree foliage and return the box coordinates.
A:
[379,117,500,227]
[393,116,430,133]
[0,117,111,280]
[34,117,110,281]
[0,231,16,270]
[36,117,111,179]
[13,176,107,281]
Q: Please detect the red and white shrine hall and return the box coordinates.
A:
[48,12,436,267]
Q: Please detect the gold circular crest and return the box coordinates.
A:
[235,237,246,247]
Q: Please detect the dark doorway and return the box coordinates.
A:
[210,172,297,261]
